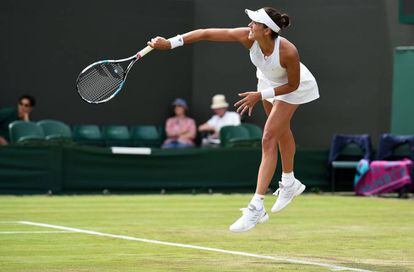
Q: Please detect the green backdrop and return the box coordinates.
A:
[391,47,414,134]
[0,145,329,194]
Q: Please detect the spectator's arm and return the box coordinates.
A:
[165,119,178,138]
[198,123,216,132]
[22,113,29,121]
[179,119,197,140]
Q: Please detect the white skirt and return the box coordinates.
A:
[257,76,320,105]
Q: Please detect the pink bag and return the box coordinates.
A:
[355,159,413,196]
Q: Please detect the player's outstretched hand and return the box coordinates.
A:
[234,91,261,116]
[147,36,171,50]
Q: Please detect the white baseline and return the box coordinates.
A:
[19,221,373,272]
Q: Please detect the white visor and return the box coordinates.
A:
[245,8,281,33]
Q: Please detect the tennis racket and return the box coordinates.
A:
[76,45,153,104]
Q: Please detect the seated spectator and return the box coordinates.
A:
[198,94,240,146]
[162,98,196,149]
[0,95,36,145]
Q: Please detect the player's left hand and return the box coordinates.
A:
[234,91,261,116]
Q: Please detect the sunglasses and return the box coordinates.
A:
[19,102,31,107]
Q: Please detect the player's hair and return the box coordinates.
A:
[18,94,36,107]
[264,7,291,39]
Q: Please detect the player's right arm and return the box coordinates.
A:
[148,28,252,50]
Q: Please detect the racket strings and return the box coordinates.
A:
[80,68,121,101]
[77,62,128,103]
[79,63,123,101]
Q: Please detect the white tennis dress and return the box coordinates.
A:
[250,37,319,104]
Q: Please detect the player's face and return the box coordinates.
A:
[248,21,266,40]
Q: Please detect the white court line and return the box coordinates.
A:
[0,231,75,234]
[18,221,373,272]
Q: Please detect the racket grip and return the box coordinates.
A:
[137,46,154,59]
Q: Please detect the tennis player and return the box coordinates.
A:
[148,7,319,232]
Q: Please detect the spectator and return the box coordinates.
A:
[198,94,240,146]
[0,95,36,145]
[162,98,196,149]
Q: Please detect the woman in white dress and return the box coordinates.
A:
[148,7,319,232]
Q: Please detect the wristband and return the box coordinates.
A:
[168,34,184,49]
[260,88,275,100]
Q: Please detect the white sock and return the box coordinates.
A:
[281,172,295,186]
[249,193,264,210]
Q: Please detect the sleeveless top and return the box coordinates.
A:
[249,37,319,104]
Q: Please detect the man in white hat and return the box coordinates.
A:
[198,94,241,145]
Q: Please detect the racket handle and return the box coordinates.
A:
[137,46,154,59]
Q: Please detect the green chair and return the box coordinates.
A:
[102,125,132,147]
[8,121,45,144]
[131,125,162,147]
[73,125,104,146]
[37,119,72,141]
[331,143,365,192]
[220,125,252,148]
[157,125,167,143]
[240,123,263,139]
[393,144,412,158]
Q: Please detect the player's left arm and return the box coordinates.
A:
[278,44,300,94]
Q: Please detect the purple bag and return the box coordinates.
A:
[355,159,413,196]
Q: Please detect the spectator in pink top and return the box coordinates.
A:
[162,98,196,149]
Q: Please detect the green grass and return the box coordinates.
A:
[0,194,413,272]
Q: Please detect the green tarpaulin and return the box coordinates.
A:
[0,145,329,194]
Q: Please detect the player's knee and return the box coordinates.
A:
[262,131,278,153]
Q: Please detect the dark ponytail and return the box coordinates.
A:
[264,7,291,39]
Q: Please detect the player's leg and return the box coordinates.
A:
[255,100,299,195]
[262,99,300,196]
[265,97,299,194]
[262,100,273,117]
[272,108,306,213]
[229,100,298,232]
[278,128,295,173]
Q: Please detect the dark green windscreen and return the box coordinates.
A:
[391,47,414,134]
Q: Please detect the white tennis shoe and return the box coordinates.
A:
[271,179,306,213]
[229,204,269,233]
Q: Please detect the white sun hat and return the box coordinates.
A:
[211,94,229,109]
[245,8,281,33]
